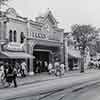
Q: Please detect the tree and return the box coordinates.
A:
[71,24,99,72]
[0,0,10,9]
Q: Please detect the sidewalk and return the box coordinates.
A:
[0,69,100,88]
[17,69,100,86]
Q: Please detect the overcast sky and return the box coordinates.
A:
[8,0,100,32]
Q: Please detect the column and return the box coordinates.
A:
[1,22,4,40]
[64,38,68,71]
[26,20,31,38]
[28,43,34,75]
[60,44,64,63]
[3,22,7,40]
[0,22,2,40]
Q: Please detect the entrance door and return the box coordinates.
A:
[33,51,49,72]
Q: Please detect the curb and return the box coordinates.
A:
[18,70,100,87]
[72,79,100,92]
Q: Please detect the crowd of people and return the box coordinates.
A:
[48,61,65,76]
[88,58,100,69]
[0,59,65,88]
[34,59,65,76]
[0,60,27,88]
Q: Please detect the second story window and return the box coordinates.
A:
[9,30,12,42]
[20,32,25,43]
[14,30,17,42]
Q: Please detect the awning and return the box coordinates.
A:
[68,48,81,58]
[0,51,35,59]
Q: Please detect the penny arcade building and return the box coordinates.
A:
[0,8,64,75]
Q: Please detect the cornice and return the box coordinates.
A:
[7,17,27,24]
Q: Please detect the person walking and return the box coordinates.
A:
[48,62,53,74]
[54,59,61,76]
[60,63,65,75]
[20,61,27,77]
[4,62,8,85]
[44,61,48,72]
[7,64,14,87]
[6,64,17,88]
[39,60,42,73]
[12,67,17,88]
[0,63,5,86]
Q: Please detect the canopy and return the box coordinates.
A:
[0,51,35,59]
[68,47,81,58]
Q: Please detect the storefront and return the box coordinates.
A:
[0,8,64,75]
[68,50,81,70]
[26,10,64,74]
[0,42,34,70]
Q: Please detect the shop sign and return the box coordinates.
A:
[31,32,47,39]
[4,42,24,51]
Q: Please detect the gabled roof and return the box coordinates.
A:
[35,9,58,26]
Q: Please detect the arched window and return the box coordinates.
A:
[20,32,25,43]
[14,30,17,42]
[9,30,12,42]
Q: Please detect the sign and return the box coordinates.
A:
[31,32,47,39]
[4,42,24,51]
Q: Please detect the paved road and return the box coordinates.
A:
[1,70,100,100]
[32,82,100,100]
[7,81,100,100]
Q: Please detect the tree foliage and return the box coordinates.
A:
[71,24,99,55]
[0,0,9,7]
[71,24,99,72]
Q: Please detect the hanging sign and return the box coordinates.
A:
[4,42,24,52]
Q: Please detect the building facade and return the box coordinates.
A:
[64,32,81,71]
[0,8,64,74]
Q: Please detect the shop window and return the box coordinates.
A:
[20,32,25,43]
[14,30,17,42]
[9,30,13,42]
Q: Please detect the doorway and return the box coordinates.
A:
[33,51,49,73]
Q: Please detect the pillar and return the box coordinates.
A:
[3,21,7,40]
[1,22,4,40]
[64,38,68,71]
[0,22,2,40]
[0,21,7,40]
[28,44,34,75]
[60,44,64,63]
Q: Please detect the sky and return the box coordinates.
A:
[6,0,100,32]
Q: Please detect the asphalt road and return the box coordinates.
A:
[1,71,100,100]
[11,82,100,100]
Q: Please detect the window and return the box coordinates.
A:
[20,32,25,43]
[9,30,12,42]
[14,30,17,42]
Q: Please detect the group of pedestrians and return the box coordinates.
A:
[0,62,17,88]
[0,61,27,88]
[48,61,65,76]
[15,61,27,77]
[34,60,48,73]
[88,59,100,69]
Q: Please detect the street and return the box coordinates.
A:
[0,70,100,100]
[21,82,100,100]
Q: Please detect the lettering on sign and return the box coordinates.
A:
[31,32,47,39]
[4,42,24,51]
